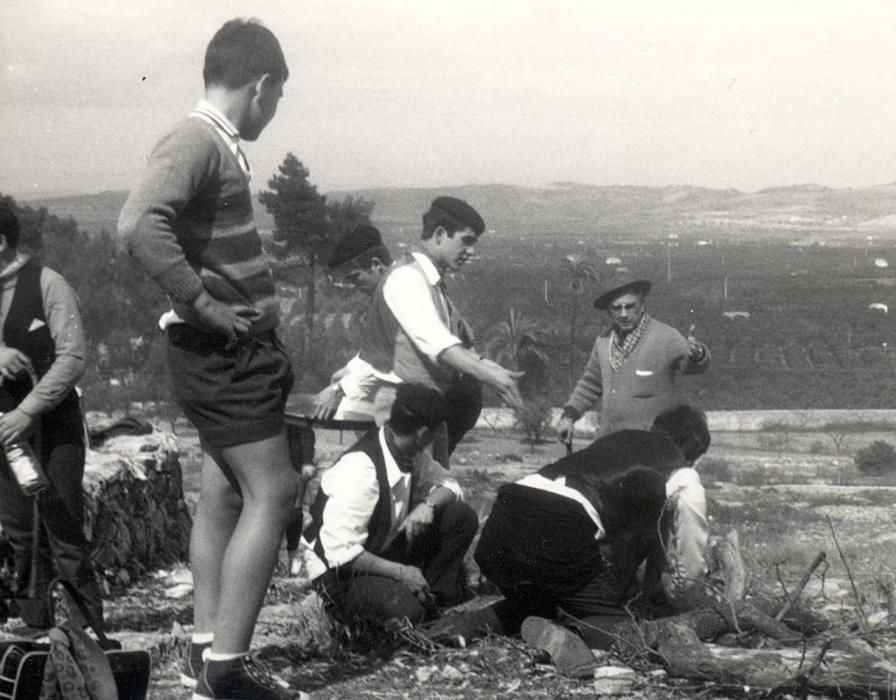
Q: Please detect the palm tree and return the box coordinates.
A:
[485,309,553,447]
[563,255,599,392]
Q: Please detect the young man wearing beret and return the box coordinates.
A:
[358,197,523,466]
[301,383,478,625]
[313,225,394,422]
[556,272,710,446]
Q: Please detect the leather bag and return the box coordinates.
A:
[0,579,151,699]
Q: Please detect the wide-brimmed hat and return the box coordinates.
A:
[593,272,652,310]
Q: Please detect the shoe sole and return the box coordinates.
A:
[521,616,597,678]
[191,692,309,700]
[180,672,198,689]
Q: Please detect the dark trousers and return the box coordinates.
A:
[314,501,477,625]
[474,564,630,649]
[0,441,104,628]
[284,424,316,551]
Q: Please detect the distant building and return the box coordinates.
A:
[605,256,622,265]
[874,258,889,268]
[722,311,750,320]
[869,303,888,314]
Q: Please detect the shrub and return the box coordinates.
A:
[854,440,896,476]
[514,397,552,449]
[808,440,826,455]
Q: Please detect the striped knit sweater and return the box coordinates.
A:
[119,117,279,333]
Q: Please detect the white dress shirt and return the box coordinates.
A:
[301,427,463,581]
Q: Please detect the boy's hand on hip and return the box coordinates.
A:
[192,290,259,345]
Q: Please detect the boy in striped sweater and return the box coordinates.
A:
[119,18,306,700]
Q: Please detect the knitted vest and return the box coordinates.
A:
[360,255,459,393]
[305,430,394,570]
[1,262,83,446]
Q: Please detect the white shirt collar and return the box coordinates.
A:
[190,100,251,176]
[192,99,240,140]
[410,252,443,287]
[378,427,410,488]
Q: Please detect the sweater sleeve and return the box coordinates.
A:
[562,336,604,419]
[118,121,217,304]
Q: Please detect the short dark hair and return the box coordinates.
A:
[345,245,392,270]
[203,19,289,89]
[650,404,711,463]
[0,205,20,249]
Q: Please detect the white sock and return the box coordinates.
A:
[191,633,214,645]
[207,651,249,662]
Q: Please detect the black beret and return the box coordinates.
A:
[328,225,384,268]
[430,196,485,235]
[392,383,451,430]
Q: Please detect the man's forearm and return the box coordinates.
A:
[348,550,405,580]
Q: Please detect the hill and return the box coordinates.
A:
[20,181,896,244]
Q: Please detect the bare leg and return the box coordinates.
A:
[210,430,297,653]
[190,447,243,636]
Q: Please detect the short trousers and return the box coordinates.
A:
[166,324,295,449]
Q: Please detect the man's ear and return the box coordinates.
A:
[432,226,448,244]
[370,257,385,273]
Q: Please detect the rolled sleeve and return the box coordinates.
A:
[382,266,461,360]
[338,355,378,402]
[316,452,381,568]
[413,452,464,503]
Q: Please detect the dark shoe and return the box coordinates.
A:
[192,655,308,700]
[180,640,211,688]
[521,616,598,678]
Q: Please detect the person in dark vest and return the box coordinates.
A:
[0,203,104,628]
[301,383,478,626]
[358,196,522,467]
[424,404,711,677]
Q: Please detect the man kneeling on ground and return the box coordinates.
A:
[301,383,478,626]
[425,404,711,676]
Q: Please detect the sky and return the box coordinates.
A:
[4,0,896,199]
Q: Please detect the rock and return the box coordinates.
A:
[0,423,192,593]
[593,665,637,695]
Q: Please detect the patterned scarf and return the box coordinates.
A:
[609,313,651,371]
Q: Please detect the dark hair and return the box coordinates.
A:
[389,402,432,437]
[388,385,450,436]
[203,19,289,89]
[421,207,466,240]
[0,205,20,248]
[650,404,711,463]
[345,244,392,270]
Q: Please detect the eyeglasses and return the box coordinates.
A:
[608,302,641,314]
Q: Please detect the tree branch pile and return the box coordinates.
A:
[612,542,896,698]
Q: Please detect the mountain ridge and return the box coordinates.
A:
[17,181,896,242]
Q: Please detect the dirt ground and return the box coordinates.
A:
[110,425,896,698]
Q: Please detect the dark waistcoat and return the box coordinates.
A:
[0,262,83,447]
